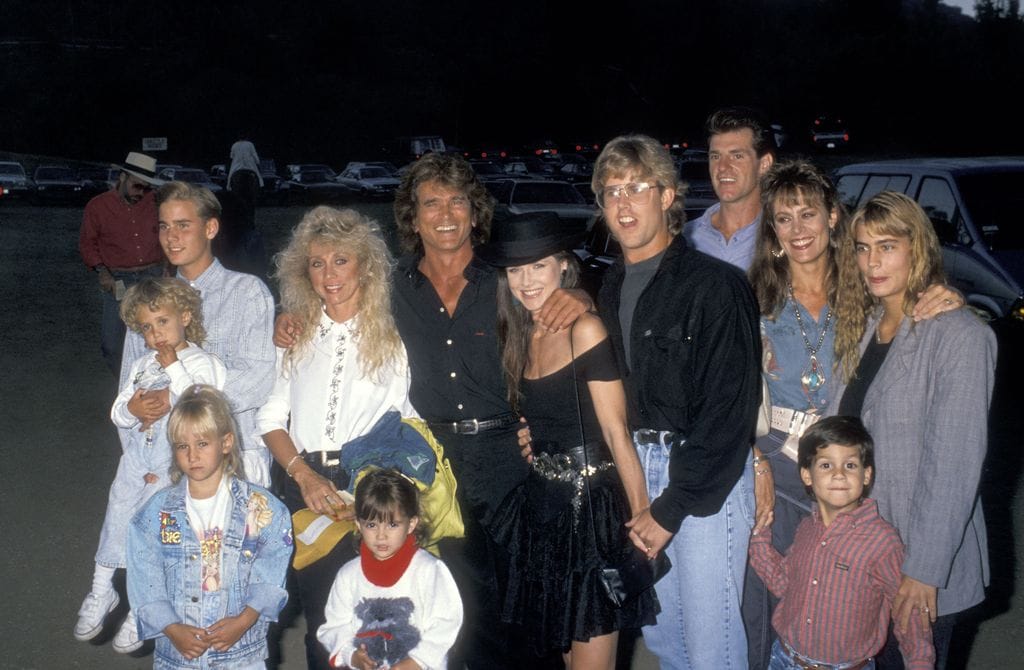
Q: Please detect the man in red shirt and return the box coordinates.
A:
[79,152,165,375]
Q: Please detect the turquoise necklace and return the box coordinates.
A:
[788,284,832,394]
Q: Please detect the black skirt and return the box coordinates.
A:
[490,443,658,656]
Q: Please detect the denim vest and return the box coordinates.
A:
[127,477,292,669]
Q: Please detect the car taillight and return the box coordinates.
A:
[843,134,850,142]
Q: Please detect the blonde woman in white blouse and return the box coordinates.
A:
[256,205,417,670]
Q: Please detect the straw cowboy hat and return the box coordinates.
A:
[116,152,164,185]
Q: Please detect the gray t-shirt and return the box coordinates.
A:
[618,249,666,368]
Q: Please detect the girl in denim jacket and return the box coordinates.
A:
[127,385,293,669]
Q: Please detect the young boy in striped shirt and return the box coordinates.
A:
[749,416,934,669]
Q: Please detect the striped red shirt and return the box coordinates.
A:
[749,498,934,668]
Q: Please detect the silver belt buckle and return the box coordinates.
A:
[320,451,340,467]
[459,418,480,435]
[635,428,659,445]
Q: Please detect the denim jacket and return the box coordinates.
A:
[127,476,293,669]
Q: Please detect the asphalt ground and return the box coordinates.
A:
[1,201,1020,669]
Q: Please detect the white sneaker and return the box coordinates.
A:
[73,590,120,641]
[112,610,143,654]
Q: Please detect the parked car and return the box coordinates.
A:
[810,115,850,151]
[556,153,594,182]
[468,159,509,183]
[573,217,621,299]
[32,165,83,204]
[77,167,116,198]
[286,163,338,181]
[335,164,400,198]
[157,167,222,192]
[502,156,560,180]
[285,167,350,204]
[487,178,598,230]
[677,154,716,213]
[209,164,228,188]
[342,161,400,176]
[0,161,34,200]
[835,157,1024,321]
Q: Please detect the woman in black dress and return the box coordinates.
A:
[478,211,655,669]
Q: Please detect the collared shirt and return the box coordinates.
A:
[749,499,934,669]
[120,259,276,453]
[682,202,760,272]
[79,189,162,269]
[761,298,834,413]
[256,311,418,453]
[391,253,528,522]
[392,253,510,423]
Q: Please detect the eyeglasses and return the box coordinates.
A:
[597,181,661,209]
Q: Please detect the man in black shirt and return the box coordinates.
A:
[592,135,762,669]
[390,153,590,668]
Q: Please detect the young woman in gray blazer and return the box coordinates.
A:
[831,191,996,669]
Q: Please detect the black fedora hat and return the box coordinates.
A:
[476,211,588,267]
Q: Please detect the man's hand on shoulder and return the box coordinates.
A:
[535,287,593,333]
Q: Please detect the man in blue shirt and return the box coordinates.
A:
[683,106,776,271]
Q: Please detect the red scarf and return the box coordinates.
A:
[360,535,417,587]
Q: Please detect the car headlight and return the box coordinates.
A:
[1009,296,1024,321]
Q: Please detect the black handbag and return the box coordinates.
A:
[569,330,671,609]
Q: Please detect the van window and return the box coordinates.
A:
[836,174,866,209]
[916,177,968,246]
[955,171,1024,251]
[862,175,911,203]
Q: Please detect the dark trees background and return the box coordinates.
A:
[1,0,1022,165]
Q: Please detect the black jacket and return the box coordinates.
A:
[599,235,761,532]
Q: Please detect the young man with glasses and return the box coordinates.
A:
[79,152,166,375]
[592,135,761,670]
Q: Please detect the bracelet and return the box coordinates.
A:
[752,455,763,466]
[285,454,302,478]
[755,467,768,476]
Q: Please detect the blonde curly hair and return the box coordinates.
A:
[120,277,207,345]
[833,191,945,381]
[272,206,402,380]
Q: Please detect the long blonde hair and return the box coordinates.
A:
[834,191,945,380]
[272,206,402,380]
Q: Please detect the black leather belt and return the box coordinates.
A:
[428,413,519,435]
[302,450,341,468]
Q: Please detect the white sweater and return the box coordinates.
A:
[318,548,463,670]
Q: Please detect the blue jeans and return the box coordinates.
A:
[635,435,755,670]
[769,639,876,670]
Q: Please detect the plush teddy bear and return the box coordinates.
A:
[352,596,421,667]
